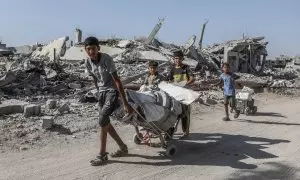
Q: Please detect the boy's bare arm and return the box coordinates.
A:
[186,75,195,85]
[111,72,134,113]
[212,79,223,87]
[92,75,99,90]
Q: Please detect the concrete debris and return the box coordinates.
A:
[46,99,57,109]
[0,71,17,87]
[202,36,268,73]
[11,45,35,56]
[0,100,28,115]
[24,104,41,117]
[31,36,69,60]
[0,42,13,56]
[1,27,300,154]
[117,40,133,48]
[205,97,218,105]
[58,102,70,114]
[146,18,165,45]
[68,83,82,89]
[41,116,54,129]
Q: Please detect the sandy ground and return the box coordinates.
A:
[1,92,300,180]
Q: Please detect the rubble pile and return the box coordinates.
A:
[1,26,300,152]
[0,57,93,101]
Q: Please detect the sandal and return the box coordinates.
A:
[179,133,189,140]
[90,153,108,166]
[234,110,240,118]
[222,117,230,121]
[110,146,128,158]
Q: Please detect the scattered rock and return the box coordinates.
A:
[68,83,82,89]
[24,104,41,117]
[58,102,70,114]
[20,146,28,151]
[205,97,218,105]
[46,99,57,109]
[42,116,54,129]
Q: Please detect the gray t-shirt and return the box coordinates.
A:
[85,53,117,91]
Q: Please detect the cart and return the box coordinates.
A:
[123,89,184,158]
[235,88,258,115]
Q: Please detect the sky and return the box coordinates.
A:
[0,0,299,58]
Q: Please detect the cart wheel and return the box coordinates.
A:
[252,106,257,114]
[133,133,143,145]
[165,144,177,158]
[245,107,251,116]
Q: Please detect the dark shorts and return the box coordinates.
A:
[224,95,236,107]
[98,90,120,127]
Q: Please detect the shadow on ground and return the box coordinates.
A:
[109,133,290,170]
[252,112,286,118]
[228,162,299,180]
[49,124,72,135]
[234,119,300,126]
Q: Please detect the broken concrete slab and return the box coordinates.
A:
[12,45,34,56]
[48,83,68,92]
[139,51,169,61]
[41,116,54,129]
[60,46,87,61]
[100,46,125,58]
[116,40,133,48]
[68,83,82,89]
[0,100,28,115]
[31,36,69,60]
[45,67,57,79]
[24,104,41,117]
[0,71,17,87]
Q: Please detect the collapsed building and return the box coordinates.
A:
[1,19,300,101]
[0,41,13,56]
[201,36,268,74]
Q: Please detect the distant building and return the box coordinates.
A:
[0,42,13,56]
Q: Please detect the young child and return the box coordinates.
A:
[214,63,240,121]
[143,61,166,90]
[168,50,195,139]
[84,36,133,166]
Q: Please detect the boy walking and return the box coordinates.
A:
[168,50,195,139]
[84,37,133,166]
[214,63,240,121]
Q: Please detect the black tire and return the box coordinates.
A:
[165,144,177,158]
[133,133,143,145]
[245,107,251,116]
[252,106,258,114]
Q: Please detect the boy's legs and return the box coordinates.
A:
[230,96,240,118]
[91,91,127,166]
[223,96,230,121]
[180,104,190,139]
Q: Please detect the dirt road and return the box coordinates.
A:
[1,93,300,180]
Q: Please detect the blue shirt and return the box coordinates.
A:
[221,73,237,96]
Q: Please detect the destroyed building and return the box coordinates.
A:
[0,41,13,56]
[201,37,268,74]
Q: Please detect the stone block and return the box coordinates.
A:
[42,116,54,129]
[24,104,41,117]
[0,100,28,115]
